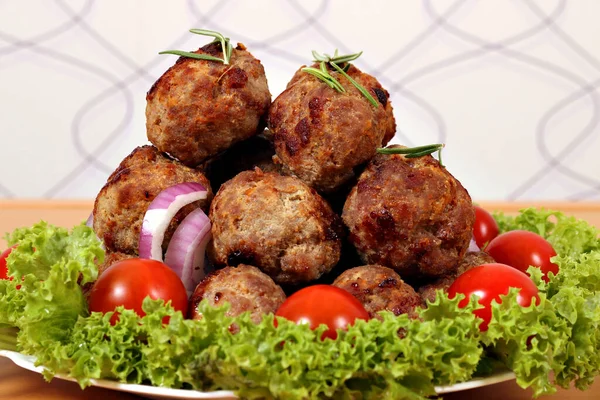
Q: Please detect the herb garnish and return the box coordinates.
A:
[302,50,379,108]
[378,143,445,166]
[159,29,233,64]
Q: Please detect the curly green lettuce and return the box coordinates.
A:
[0,222,103,354]
[32,295,483,399]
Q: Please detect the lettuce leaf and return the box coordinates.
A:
[34,295,482,399]
[542,251,600,390]
[37,307,148,386]
[0,222,103,354]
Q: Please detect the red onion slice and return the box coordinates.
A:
[86,212,94,228]
[164,208,212,292]
[468,237,480,253]
[85,211,105,249]
[139,182,208,261]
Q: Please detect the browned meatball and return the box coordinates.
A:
[97,251,135,277]
[189,264,286,323]
[332,265,423,319]
[268,63,395,192]
[208,169,342,285]
[342,149,475,279]
[419,251,496,303]
[93,145,213,255]
[147,42,271,166]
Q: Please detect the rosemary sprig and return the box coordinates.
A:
[158,50,224,63]
[302,63,346,92]
[159,29,233,64]
[302,50,379,108]
[312,49,363,64]
[377,144,445,166]
[330,62,378,107]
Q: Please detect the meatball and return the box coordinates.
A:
[146,42,271,166]
[268,63,395,192]
[93,145,213,255]
[97,251,135,277]
[332,265,423,319]
[204,134,280,191]
[189,264,286,323]
[419,251,496,303]
[208,169,342,285]
[342,149,475,279]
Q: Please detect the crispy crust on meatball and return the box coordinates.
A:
[189,264,286,323]
[97,251,135,277]
[93,145,213,254]
[419,251,496,304]
[342,149,475,279]
[332,265,423,319]
[208,169,343,284]
[268,63,395,192]
[146,42,271,166]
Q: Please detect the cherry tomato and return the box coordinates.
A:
[0,245,17,280]
[472,205,499,248]
[88,258,188,324]
[485,230,559,282]
[448,263,540,331]
[275,285,369,340]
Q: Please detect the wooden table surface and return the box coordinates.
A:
[0,200,599,399]
[0,355,599,400]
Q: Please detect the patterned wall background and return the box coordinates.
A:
[1,0,599,201]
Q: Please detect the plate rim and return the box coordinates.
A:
[0,349,516,397]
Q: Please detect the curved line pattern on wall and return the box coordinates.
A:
[0,0,598,200]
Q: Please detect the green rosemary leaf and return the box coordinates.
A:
[312,50,328,62]
[322,63,345,92]
[330,62,378,107]
[378,144,443,155]
[331,51,363,64]
[377,144,446,166]
[311,50,363,64]
[226,40,233,64]
[189,28,226,41]
[158,50,224,63]
[161,29,232,64]
[189,30,228,61]
[319,61,328,74]
[405,149,441,158]
[301,67,344,92]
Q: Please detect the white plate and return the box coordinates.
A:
[0,349,515,399]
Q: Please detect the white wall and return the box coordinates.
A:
[1,0,599,201]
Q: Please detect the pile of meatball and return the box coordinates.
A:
[92,40,492,323]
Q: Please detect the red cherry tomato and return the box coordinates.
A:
[472,205,499,249]
[485,230,559,282]
[448,263,540,331]
[275,285,369,340]
[0,245,17,280]
[88,258,188,324]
